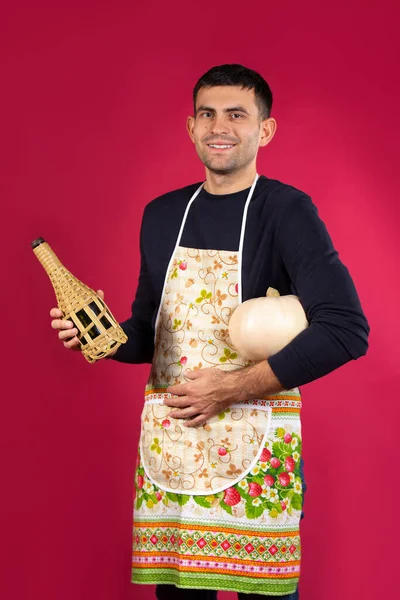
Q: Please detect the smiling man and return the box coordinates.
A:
[50,64,369,598]
[190,85,272,186]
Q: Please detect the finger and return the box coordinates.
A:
[163,395,191,408]
[184,414,207,428]
[50,308,63,318]
[97,289,105,300]
[51,319,74,331]
[184,369,202,380]
[167,383,190,396]
[169,407,199,420]
[63,336,80,349]
[59,328,79,340]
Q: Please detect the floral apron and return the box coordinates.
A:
[132,176,303,595]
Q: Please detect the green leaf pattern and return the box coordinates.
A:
[150,437,162,454]
[219,347,238,363]
[196,289,212,304]
[173,318,182,330]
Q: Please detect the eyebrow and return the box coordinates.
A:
[196,105,250,116]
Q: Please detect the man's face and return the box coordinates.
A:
[187,86,267,175]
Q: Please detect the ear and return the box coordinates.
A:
[186,115,196,143]
[259,117,277,148]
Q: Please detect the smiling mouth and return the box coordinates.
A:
[207,144,236,150]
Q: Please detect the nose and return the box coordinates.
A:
[210,114,230,135]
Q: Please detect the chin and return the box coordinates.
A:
[209,167,236,176]
[204,160,237,174]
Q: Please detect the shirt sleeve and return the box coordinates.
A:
[267,194,370,389]
[110,210,156,364]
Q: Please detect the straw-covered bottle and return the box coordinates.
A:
[31,237,127,363]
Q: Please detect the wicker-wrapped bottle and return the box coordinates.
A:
[32,237,127,363]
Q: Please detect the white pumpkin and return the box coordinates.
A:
[229,288,309,360]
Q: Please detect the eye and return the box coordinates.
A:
[200,112,213,118]
[231,113,244,119]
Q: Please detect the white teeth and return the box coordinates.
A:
[209,144,234,149]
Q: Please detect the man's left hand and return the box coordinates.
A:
[165,368,238,427]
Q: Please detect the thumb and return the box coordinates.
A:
[97,289,105,300]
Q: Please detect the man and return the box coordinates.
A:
[50,64,369,598]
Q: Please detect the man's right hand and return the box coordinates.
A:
[50,289,105,350]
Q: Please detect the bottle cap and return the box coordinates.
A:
[31,237,45,249]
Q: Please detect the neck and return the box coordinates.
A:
[203,164,257,195]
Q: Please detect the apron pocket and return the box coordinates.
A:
[140,398,272,495]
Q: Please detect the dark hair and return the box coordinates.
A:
[193,64,273,120]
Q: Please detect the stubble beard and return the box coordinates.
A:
[202,156,240,175]
[196,136,259,176]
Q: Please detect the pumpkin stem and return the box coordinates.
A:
[266,287,280,298]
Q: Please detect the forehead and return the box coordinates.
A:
[195,86,257,111]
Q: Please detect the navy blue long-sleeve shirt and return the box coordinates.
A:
[112,175,369,389]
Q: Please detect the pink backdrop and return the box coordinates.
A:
[1,1,399,599]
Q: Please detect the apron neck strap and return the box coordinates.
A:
[237,173,259,303]
[174,182,205,250]
[175,174,259,251]
[170,173,259,305]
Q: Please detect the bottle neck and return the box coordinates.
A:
[33,242,74,310]
[33,242,64,278]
